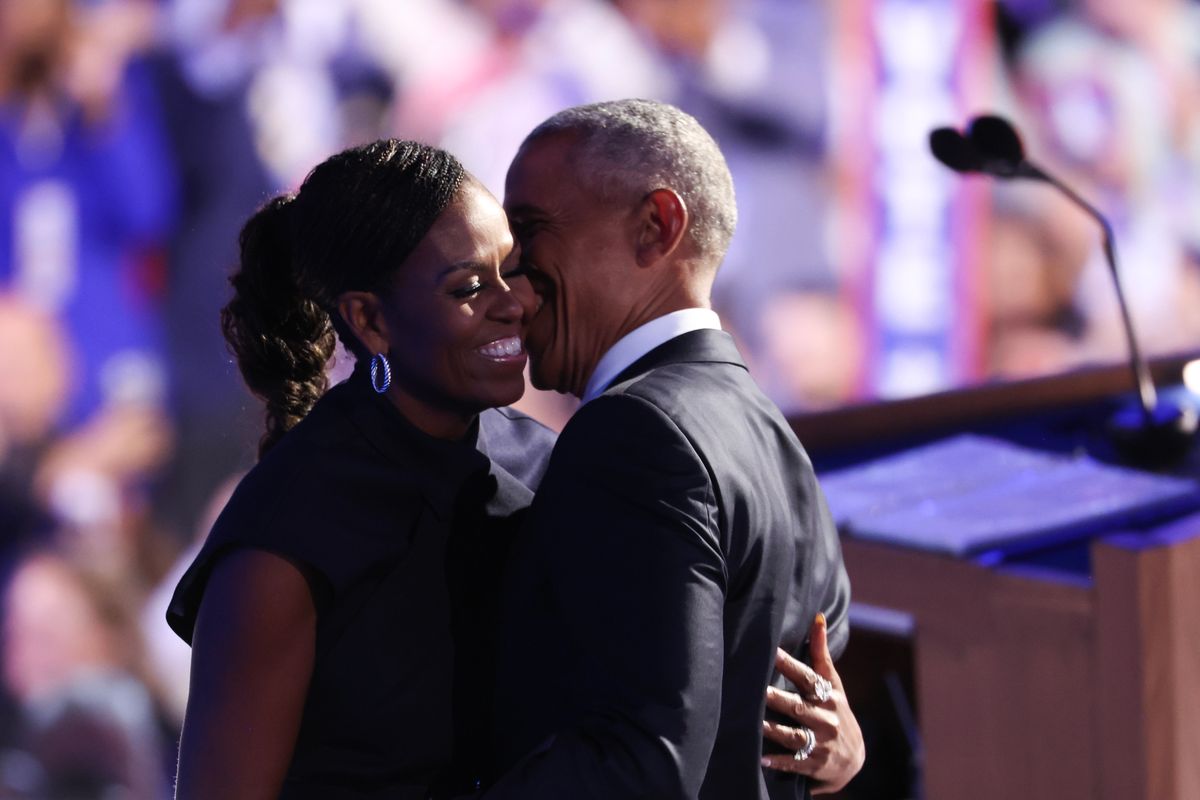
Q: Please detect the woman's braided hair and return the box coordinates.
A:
[221,140,465,458]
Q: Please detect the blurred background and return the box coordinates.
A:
[0,0,1197,796]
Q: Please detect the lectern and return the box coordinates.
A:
[790,354,1200,800]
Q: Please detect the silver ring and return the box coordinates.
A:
[811,676,832,704]
[793,726,816,761]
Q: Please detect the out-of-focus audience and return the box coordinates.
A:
[0,295,67,550]
[988,0,1200,377]
[0,0,1197,795]
[1,551,167,798]
[0,0,176,428]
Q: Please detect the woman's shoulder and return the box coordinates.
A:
[212,388,367,522]
[165,385,420,643]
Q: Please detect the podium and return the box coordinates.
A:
[790,354,1200,800]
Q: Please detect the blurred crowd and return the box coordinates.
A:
[987,0,1200,378]
[0,0,1197,796]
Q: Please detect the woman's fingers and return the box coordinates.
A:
[775,647,833,704]
[765,685,833,725]
[763,690,840,743]
[761,613,866,792]
[760,718,834,776]
[762,719,809,751]
[808,613,843,690]
[761,749,825,775]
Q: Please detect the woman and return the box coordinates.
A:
[168,139,862,798]
[168,139,550,798]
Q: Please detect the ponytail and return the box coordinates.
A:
[221,195,336,459]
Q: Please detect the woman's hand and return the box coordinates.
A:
[761,614,865,794]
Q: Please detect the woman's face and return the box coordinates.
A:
[379,180,534,437]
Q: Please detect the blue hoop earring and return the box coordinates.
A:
[369,352,392,394]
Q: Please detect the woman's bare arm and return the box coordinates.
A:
[175,549,318,800]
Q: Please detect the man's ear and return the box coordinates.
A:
[336,290,390,356]
[635,188,688,267]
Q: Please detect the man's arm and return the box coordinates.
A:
[486,394,726,799]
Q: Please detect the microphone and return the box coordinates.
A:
[929,127,983,174]
[964,115,1028,174]
[929,114,1198,467]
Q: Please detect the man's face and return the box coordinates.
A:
[504,134,635,396]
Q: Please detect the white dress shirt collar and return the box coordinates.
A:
[581,308,722,403]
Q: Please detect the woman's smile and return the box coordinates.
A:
[476,335,527,363]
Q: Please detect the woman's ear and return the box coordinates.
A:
[635,188,688,267]
[336,291,389,356]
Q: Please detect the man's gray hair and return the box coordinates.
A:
[525,99,737,260]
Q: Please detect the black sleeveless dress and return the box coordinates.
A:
[167,370,556,798]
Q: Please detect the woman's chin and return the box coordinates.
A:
[471,377,527,412]
[495,379,527,409]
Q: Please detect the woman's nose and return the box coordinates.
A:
[493,274,535,322]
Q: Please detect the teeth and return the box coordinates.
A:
[478,336,523,358]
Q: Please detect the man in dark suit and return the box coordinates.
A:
[485,99,854,799]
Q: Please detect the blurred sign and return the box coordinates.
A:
[832,0,990,398]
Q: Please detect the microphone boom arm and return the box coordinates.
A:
[1022,162,1159,422]
[931,114,1196,464]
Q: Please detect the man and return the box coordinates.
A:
[486,99,853,799]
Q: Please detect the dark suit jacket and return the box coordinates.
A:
[486,329,850,800]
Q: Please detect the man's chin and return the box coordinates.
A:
[528,356,566,395]
[528,365,554,393]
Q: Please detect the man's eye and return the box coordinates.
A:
[503,262,531,279]
[449,282,484,299]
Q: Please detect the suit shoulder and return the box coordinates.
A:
[565,391,675,432]
[614,358,747,405]
[607,361,763,438]
[555,393,697,469]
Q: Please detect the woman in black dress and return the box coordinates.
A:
[167,140,552,798]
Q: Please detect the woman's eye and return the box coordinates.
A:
[448,261,531,297]
[449,282,484,299]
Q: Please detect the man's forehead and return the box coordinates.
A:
[509,133,578,184]
[504,162,560,218]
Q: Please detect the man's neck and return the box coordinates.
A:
[578,307,721,402]
[571,273,712,397]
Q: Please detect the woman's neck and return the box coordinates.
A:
[386,391,478,442]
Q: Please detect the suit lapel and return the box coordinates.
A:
[609,328,748,388]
